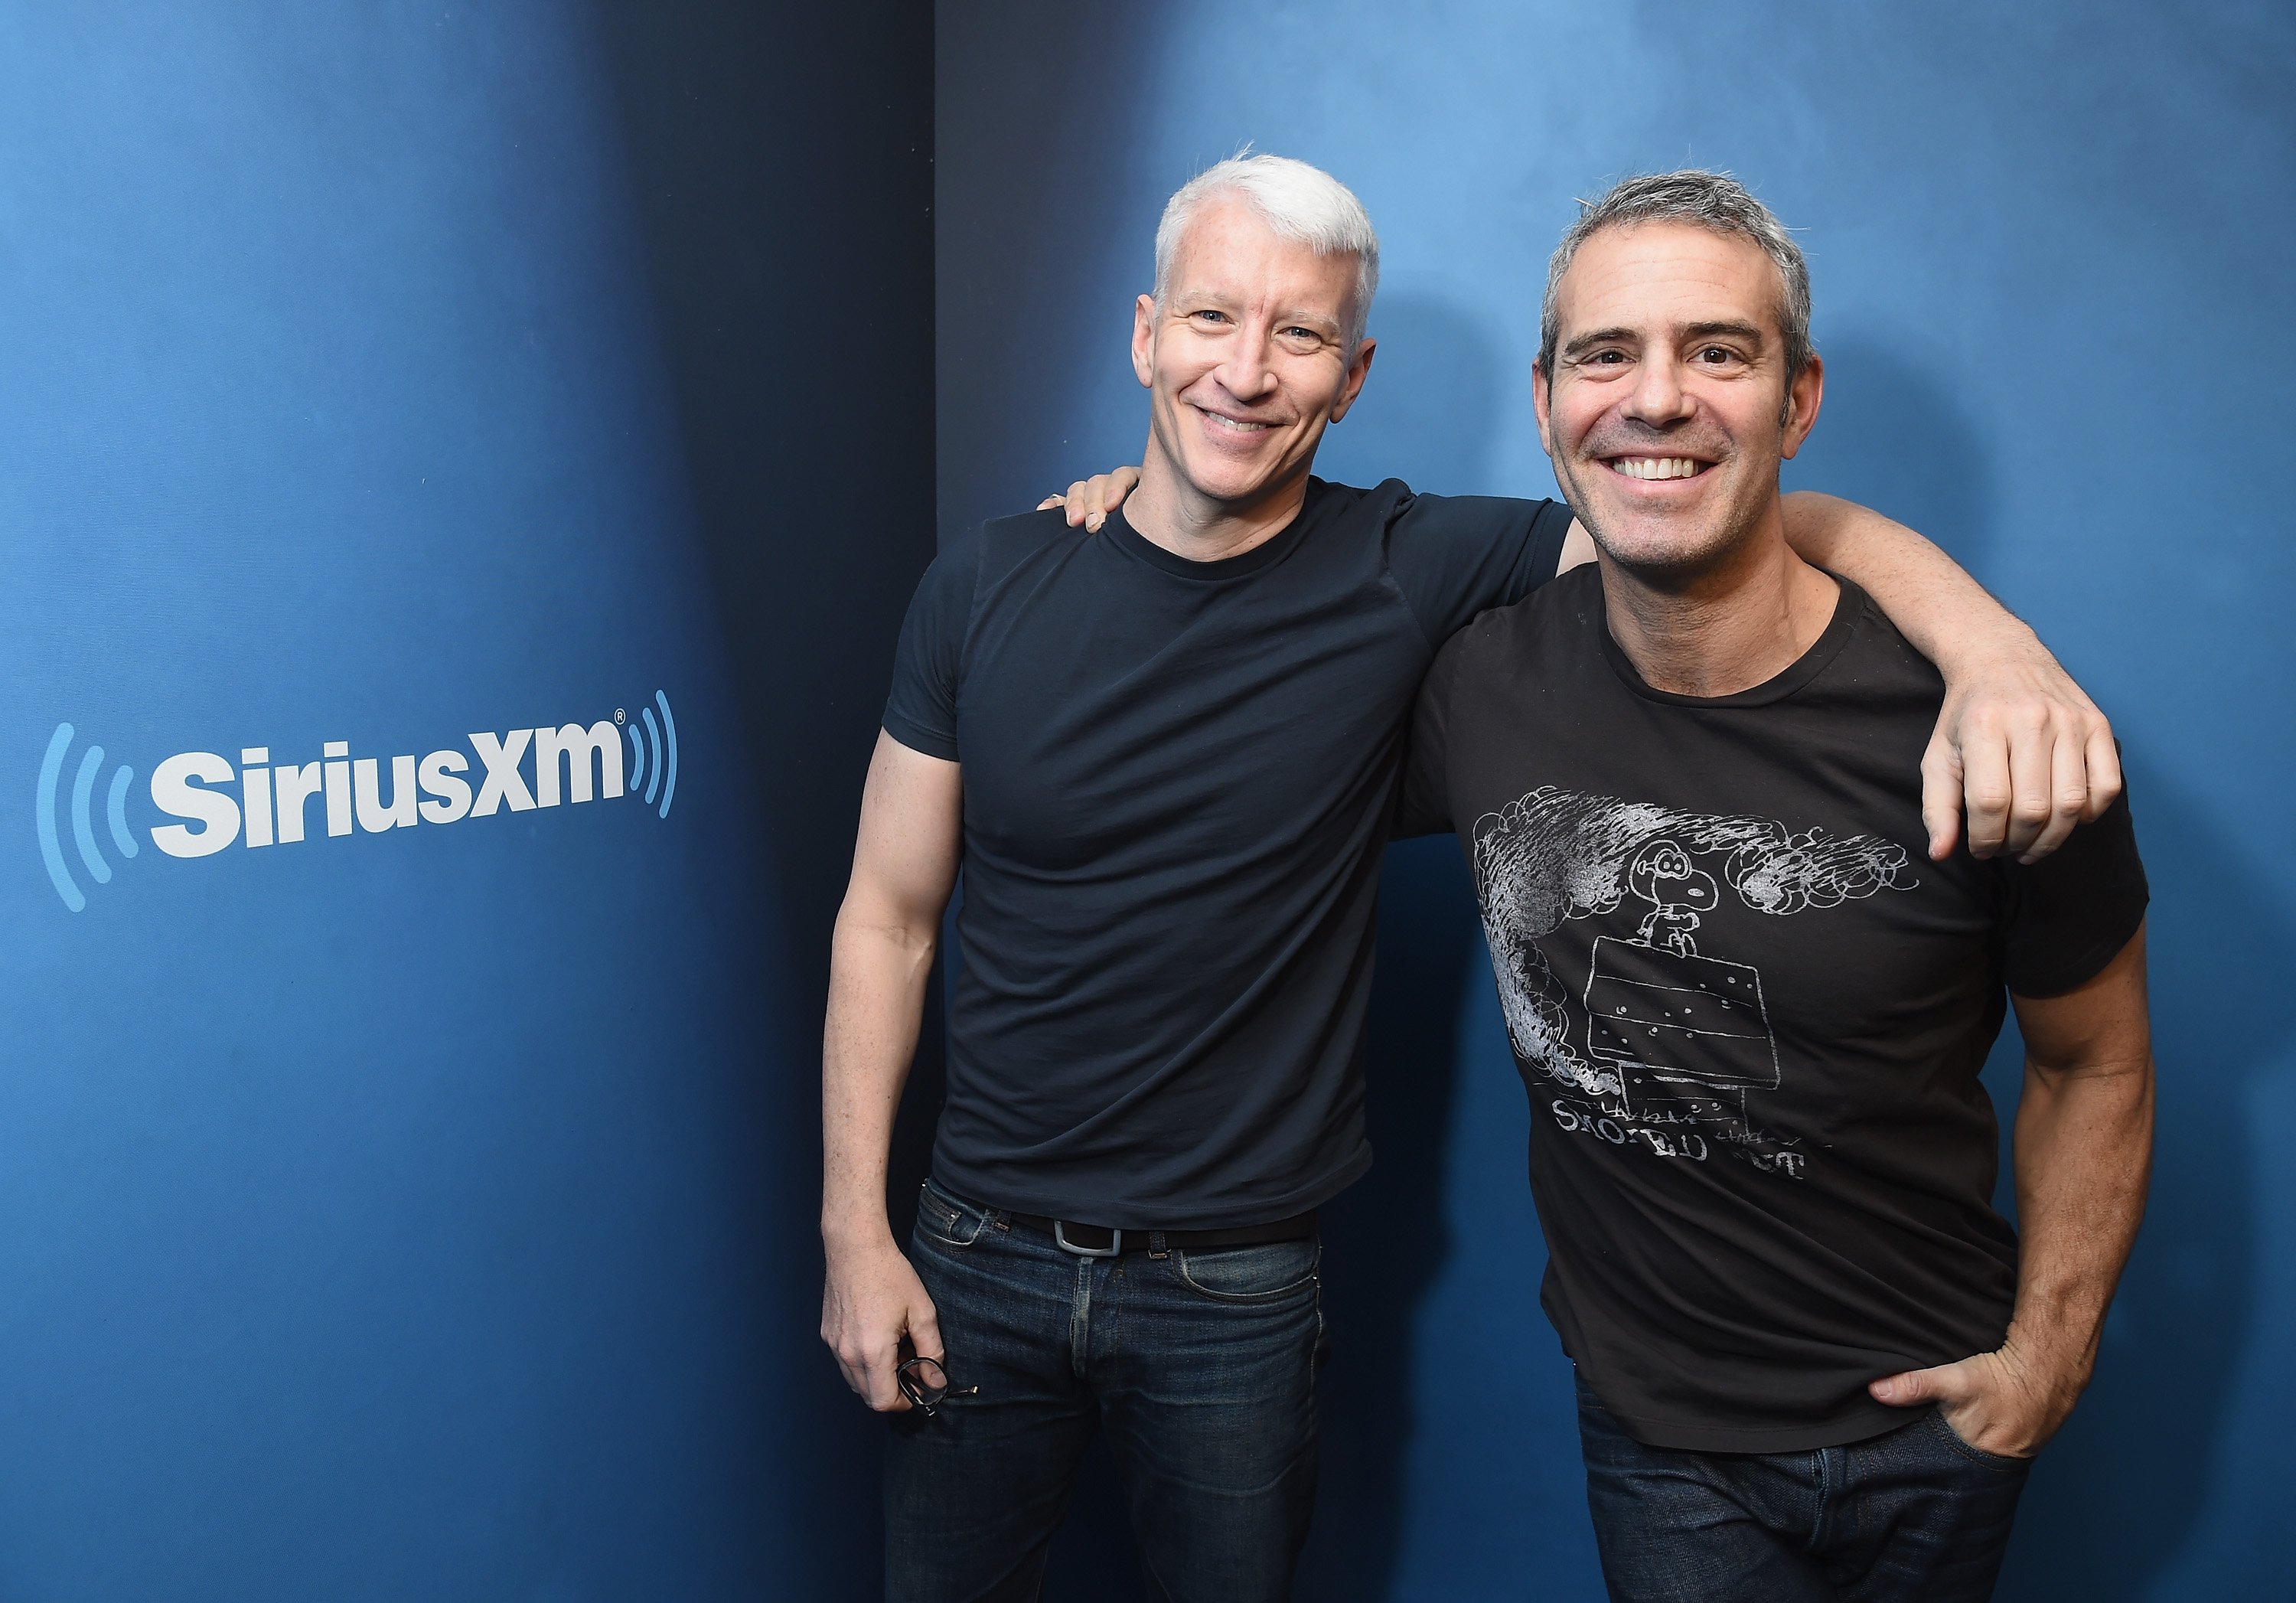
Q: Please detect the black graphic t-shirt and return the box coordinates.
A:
[885,479,1572,1228]
[1402,566,2148,1452]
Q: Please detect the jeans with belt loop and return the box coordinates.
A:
[883,1179,1325,1603]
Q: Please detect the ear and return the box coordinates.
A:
[1328,337,1378,423]
[1779,351,1824,459]
[1531,361,1557,461]
[1130,294,1157,390]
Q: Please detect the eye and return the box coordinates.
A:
[1192,309,1231,327]
[1695,345,1740,365]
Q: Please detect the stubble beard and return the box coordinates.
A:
[1554,439,1782,595]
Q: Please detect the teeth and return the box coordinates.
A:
[1205,412,1273,433]
[1607,457,1704,480]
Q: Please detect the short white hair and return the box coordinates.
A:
[1152,153,1381,351]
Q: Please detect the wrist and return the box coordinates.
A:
[1999,1319,2096,1396]
[821,1203,898,1256]
[1934,614,2043,681]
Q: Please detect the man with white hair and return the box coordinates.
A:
[820,155,2121,1600]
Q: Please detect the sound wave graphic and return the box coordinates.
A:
[622,690,680,819]
[38,723,139,913]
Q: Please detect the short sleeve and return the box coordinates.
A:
[1998,784,2150,997]
[879,531,980,762]
[1394,638,1463,840]
[1385,490,1574,649]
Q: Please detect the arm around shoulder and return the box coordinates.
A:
[1779,490,2121,866]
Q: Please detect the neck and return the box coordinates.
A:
[1595,497,1840,697]
[1121,434,1313,562]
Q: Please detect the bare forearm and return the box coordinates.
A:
[820,913,937,1247]
[2004,1055,2154,1383]
[1781,491,2037,671]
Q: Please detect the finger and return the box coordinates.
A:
[1061,480,1091,528]
[832,1342,874,1402]
[1036,495,1063,511]
[1919,733,1962,862]
[1870,1361,1965,1409]
[1998,710,2057,859]
[2019,723,2091,864]
[1958,726,2014,860]
[909,1298,945,1367]
[2082,719,2124,822]
[862,1335,912,1412]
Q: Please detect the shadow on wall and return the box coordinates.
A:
[591,3,935,1596]
[1313,290,1513,495]
[1786,332,1996,576]
[935,0,1172,544]
[1301,291,1514,1602]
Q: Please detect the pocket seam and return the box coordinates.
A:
[1172,1240,1321,1303]
[915,1183,987,1249]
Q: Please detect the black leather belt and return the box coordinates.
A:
[1002,1206,1317,1259]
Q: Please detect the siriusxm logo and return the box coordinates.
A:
[38,690,680,913]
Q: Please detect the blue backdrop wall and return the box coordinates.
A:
[2,2,930,1596]
[938,4,2296,1600]
[6,4,2288,1599]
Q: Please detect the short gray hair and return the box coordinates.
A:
[1153,153,1381,351]
[1538,170,1812,384]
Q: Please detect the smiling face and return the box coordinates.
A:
[1534,221,1823,581]
[1132,194,1374,512]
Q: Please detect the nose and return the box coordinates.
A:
[1622,351,1694,428]
[1212,324,1280,404]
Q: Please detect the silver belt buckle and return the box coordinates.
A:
[1052,1220,1122,1259]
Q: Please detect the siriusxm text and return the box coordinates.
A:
[149,720,627,858]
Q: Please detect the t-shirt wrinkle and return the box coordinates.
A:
[882,478,1570,1228]
[1405,564,2148,1452]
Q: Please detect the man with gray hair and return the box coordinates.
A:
[823,154,2122,1600]
[1402,171,2153,1600]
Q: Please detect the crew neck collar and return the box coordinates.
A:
[1593,570,1861,708]
[1101,479,1327,581]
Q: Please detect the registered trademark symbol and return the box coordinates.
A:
[615,707,625,724]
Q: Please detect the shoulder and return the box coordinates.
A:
[1428,564,1600,690]
[1384,483,1567,543]
[1824,577,1947,701]
[975,506,1085,570]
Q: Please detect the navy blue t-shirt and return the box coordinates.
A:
[882,478,1571,1227]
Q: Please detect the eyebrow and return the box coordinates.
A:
[1561,326,1637,358]
[1562,319,1770,358]
[1682,321,1766,344]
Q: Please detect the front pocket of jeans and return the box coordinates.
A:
[1928,1406,2030,1471]
[1174,1239,1320,1302]
[915,1183,986,1249]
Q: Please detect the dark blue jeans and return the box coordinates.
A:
[884,1180,1324,1602]
[1576,1373,2031,1602]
